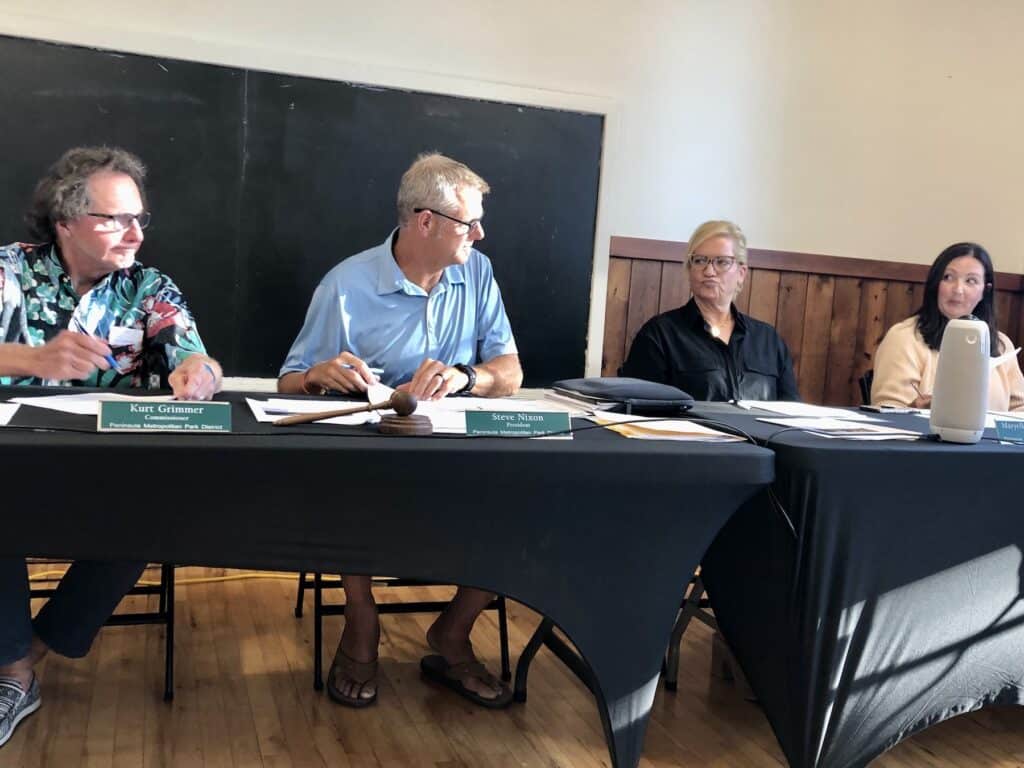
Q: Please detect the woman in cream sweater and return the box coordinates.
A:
[872,242,1024,412]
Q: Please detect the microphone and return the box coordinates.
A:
[273,391,418,426]
[929,316,990,444]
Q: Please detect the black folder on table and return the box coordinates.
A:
[551,377,695,415]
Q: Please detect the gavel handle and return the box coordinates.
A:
[273,399,392,426]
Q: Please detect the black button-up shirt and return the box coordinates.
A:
[620,298,800,401]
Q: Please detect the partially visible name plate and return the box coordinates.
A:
[465,410,571,437]
[98,401,232,433]
[995,420,1024,443]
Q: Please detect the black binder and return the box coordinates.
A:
[552,377,695,415]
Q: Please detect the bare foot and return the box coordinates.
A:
[333,602,379,703]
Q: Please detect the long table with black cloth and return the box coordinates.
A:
[690,402,1024,768]
[0,387,773,768]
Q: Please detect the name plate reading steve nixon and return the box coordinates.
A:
[98,401,232,433]
[465,410,570,437]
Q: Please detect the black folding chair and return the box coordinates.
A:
[295,572,511,690]
[859,369,874,405]
[29,561,175,700]
[662,573,717,690]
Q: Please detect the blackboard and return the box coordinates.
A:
[0,34,603,385]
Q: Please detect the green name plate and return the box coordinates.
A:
[465,410,571,437]
[98,401,232,433]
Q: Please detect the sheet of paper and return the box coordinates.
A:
[0,403,20,425]
[108,326,144,346]
[739,401,878,422]
[245,398,377,425]
[587,411,745,442]
[541,391,605,415]
[414,402,466,434]
[9,392,174,416]
[366,381,395,404]
[991,347,1022,369]
[757,416,921,440]
[990,410,1024,422]
[912,409,1024,429]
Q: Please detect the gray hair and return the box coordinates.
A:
[26,146,147,242]
[396,152,489,226]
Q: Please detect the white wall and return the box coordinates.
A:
[1,0,1022,374]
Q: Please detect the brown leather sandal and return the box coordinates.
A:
[326,647,378,708]
[420,654,512,709]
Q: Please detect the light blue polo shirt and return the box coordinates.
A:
[280,230,517,388]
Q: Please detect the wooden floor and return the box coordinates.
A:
[3,567,1024,767]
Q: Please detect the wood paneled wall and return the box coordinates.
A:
[603,237,1024,406]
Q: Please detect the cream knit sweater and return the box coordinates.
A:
[871,317,1024,412]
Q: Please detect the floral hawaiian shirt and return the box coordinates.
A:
[0,242,207,388]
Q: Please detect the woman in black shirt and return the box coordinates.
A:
[620,220,799,401]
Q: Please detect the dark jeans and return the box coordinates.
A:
[0,558,147,665]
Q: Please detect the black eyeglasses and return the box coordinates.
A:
[689,255,737,272]
[85,211,152,231]
[413,207,482,233]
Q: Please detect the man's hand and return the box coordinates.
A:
[396,358,468,401]
[169,354,221,401]
[303,352,379,395]
[30,330,112,380]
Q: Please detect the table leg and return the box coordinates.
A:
[514,615,665,768]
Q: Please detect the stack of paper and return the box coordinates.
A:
[546,388,618,414]
[0,403,20,425]
[911,410,1024,429]
[586,412,744,442]
[756,417,922,440]
[8,392,174,416]
[739,401,878,422]
[245,398,378,426]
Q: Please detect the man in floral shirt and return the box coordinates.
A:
[0,146,223,749]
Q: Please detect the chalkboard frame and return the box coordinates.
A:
[0,33,604,385]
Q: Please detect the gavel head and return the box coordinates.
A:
[389,391,418,417]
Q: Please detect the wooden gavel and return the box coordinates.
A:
[273,391,418,426]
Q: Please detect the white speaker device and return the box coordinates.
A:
[929,316,990,444]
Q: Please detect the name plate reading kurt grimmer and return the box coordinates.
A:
[465,410,571,437]
[98,400,232,433]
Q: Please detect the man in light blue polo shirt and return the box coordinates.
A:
[279,153,521,710]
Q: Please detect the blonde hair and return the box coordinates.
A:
[685,220,748,265]
[396,152,490,225]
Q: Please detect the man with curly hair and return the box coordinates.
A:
[0,146,223,749]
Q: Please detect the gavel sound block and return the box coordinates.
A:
[273,391,433,435]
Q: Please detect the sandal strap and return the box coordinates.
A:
[444,659,498,688]
[331,649,378,685]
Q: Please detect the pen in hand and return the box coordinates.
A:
[71,318,121,373]
[340,363,384,375]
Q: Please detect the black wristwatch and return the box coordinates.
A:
[453,363,476,395]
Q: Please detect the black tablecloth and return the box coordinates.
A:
[0,388,773,768]
[692,402,1024,768]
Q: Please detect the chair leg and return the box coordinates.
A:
[294,571,306,618]
[313,572,324,691]
[158,567,167,615]
[163,564,175,702]
[514,617,554,703]
[711,631,755,699]
[497,596,511,682]
[664,574,706,692]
